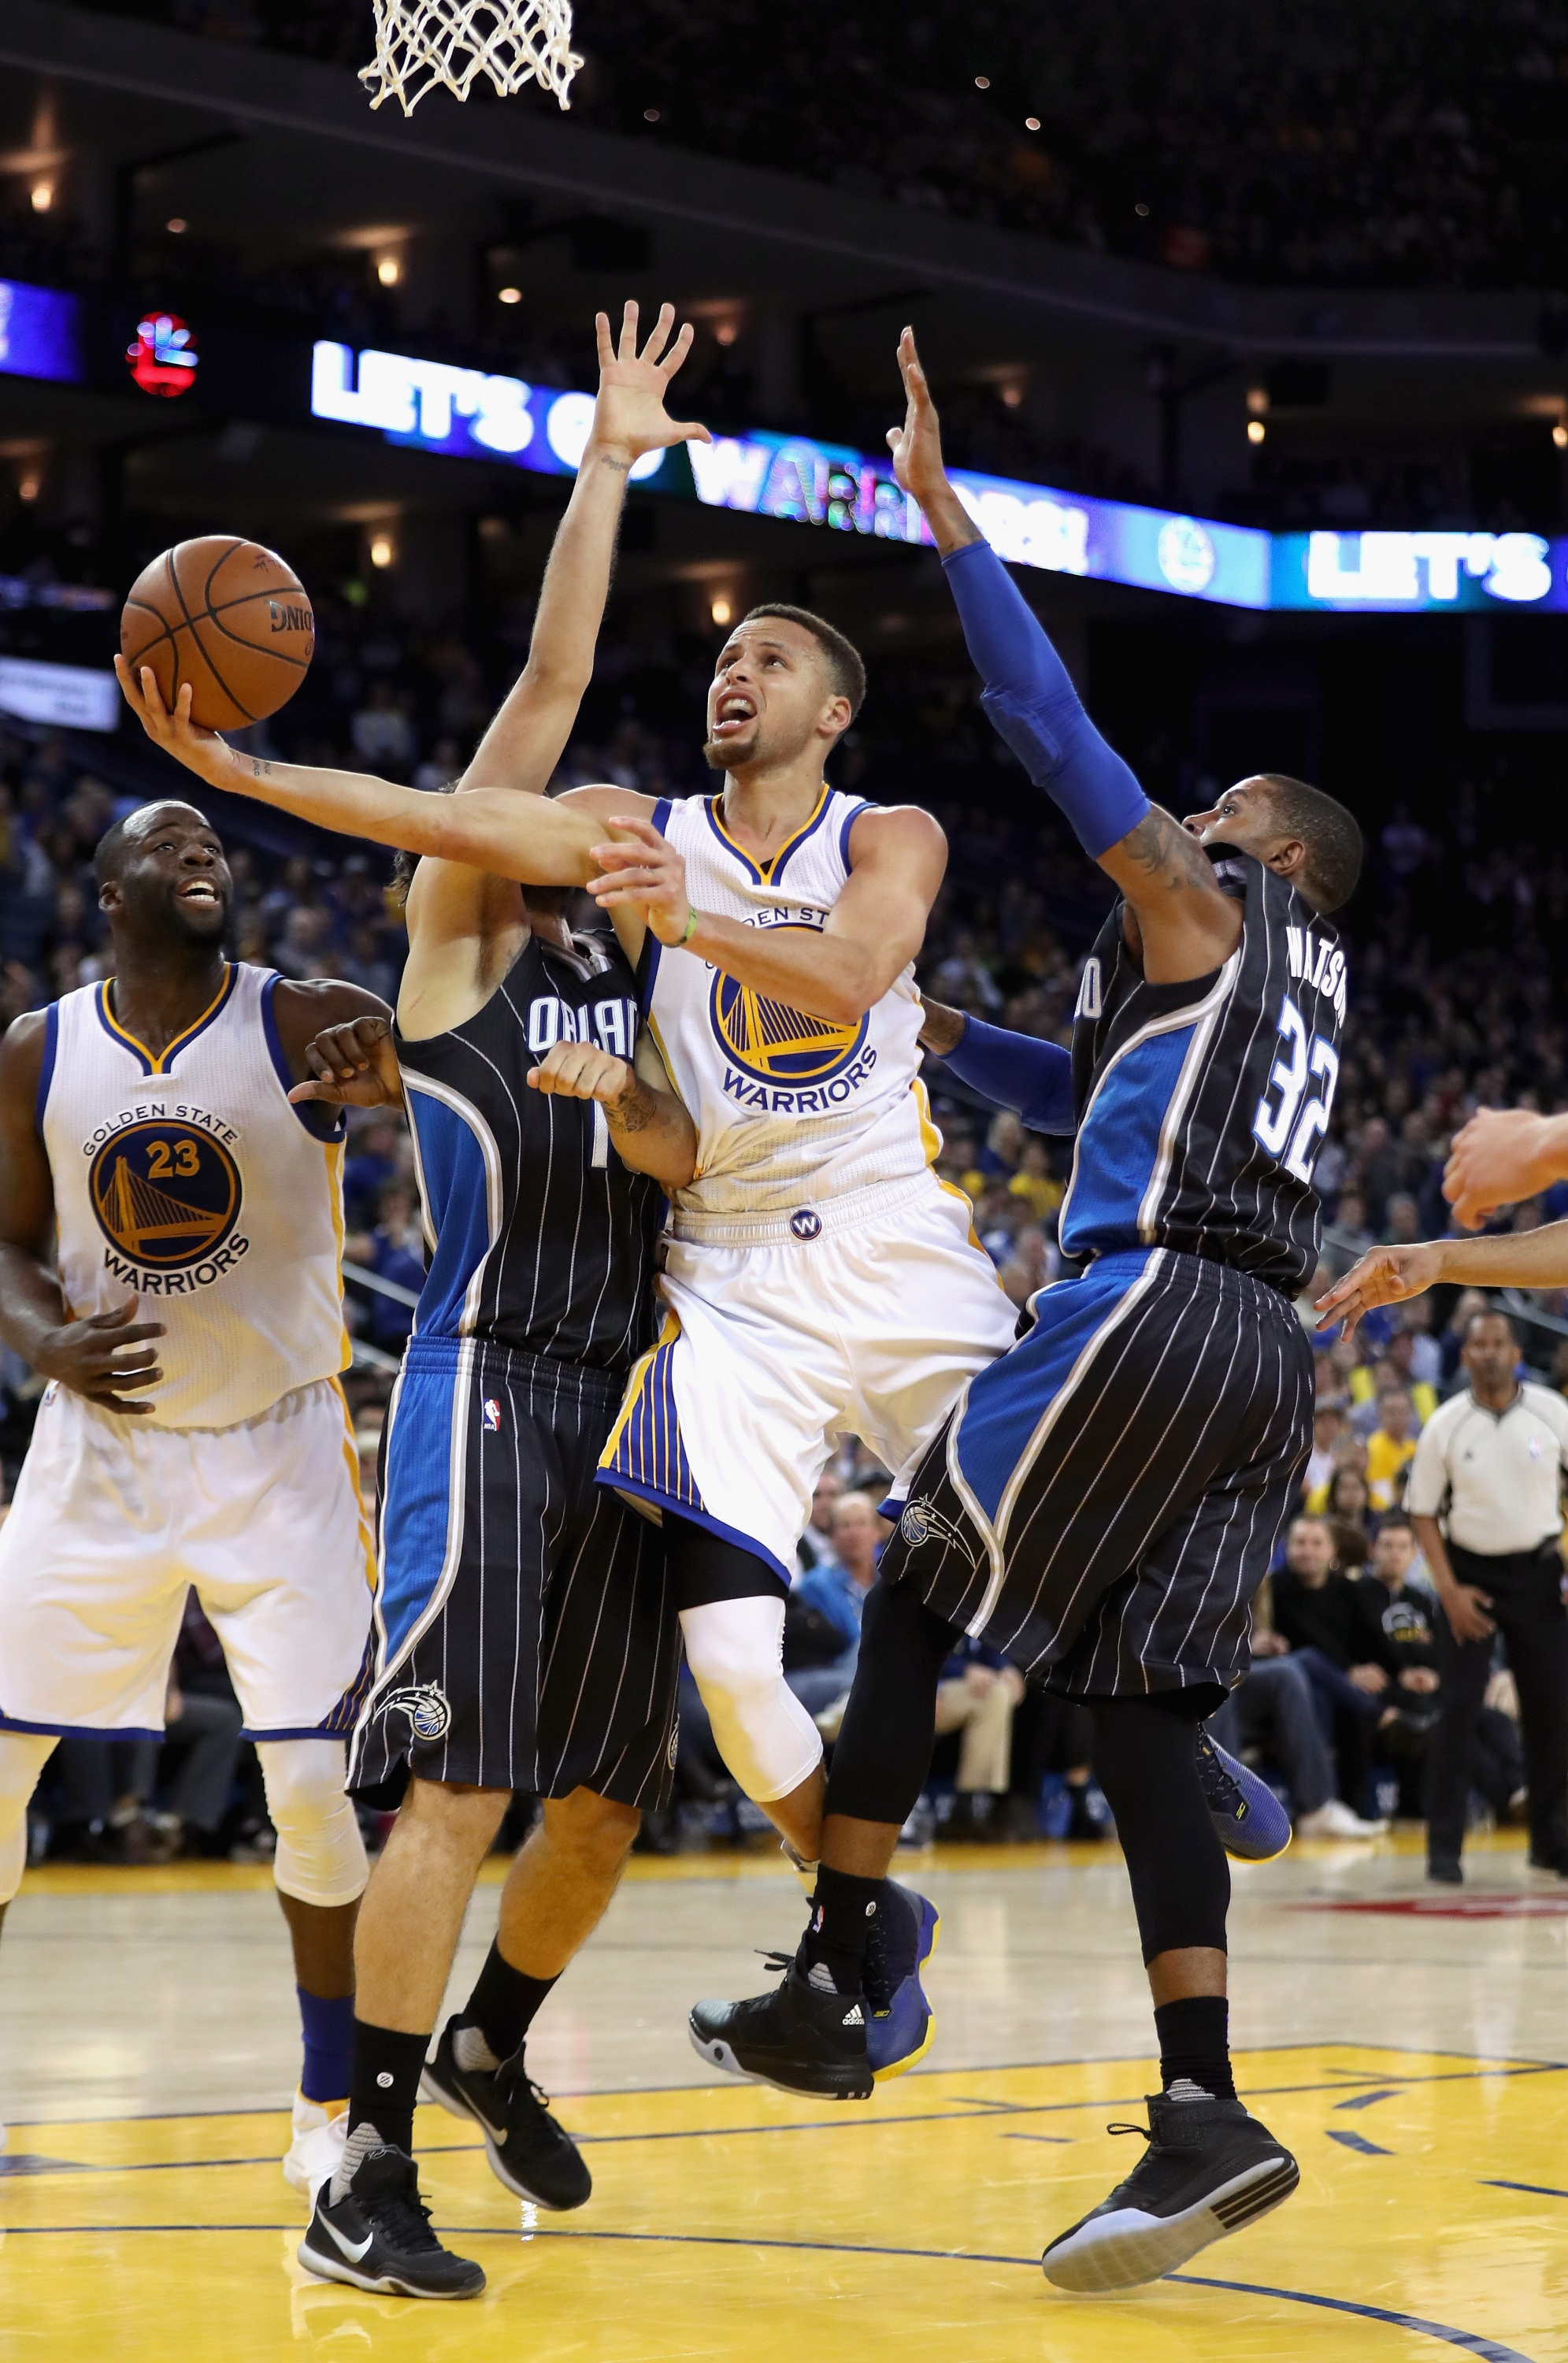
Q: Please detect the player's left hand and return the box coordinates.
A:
[113,658,232,787]
[1314,1241,1445,1339]
[588,817,695,945]
[886,326,951,509]
[1443,1106,1558,1230]
[290,1015,404,1107]
[590,299,712,467]
[528,1039,636,1105]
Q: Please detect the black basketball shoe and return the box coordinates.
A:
[421,2017,591,2210]
[1042,2090,1299,2292]
[298,2127,484,2300]
[689,1953,873,2098]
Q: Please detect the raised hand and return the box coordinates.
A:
[289,1015,405,1109]
[588,815,695,945]
[885,326,976,554]
[1314,1241,1444,1340]
[35,1294,165,1415]
[591,299,711,466]
[113,658,233,789]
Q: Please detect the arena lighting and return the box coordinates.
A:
[306,336,1568,614]
[0,278,81,383]
[127,310,198,397]
[30,183,52,213]
[497,284,523,304]
[1247,419,1266,444]
[376,256,402,286]
[710,595,732,625]
[369,532,395,567]
[1555,421,1568,451]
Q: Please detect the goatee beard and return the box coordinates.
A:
[702,736,747,772]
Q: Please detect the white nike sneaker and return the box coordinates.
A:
[284,2094,349,2198]
[1296,1800,1388,1841]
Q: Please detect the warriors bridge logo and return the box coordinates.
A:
[88,1118,243,1289]
[710,965,869,1092]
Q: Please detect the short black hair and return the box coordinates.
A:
[1466,1305,1517,1345]
[93,801,215,890]
[739,603,867,722]
[1255,773,1362,914]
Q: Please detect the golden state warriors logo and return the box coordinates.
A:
[89,1119,241,1271]
[710,970,868,1088]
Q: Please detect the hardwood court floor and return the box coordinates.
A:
[2,1830,1566,2361]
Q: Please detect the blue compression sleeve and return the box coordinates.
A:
[927,1015,1075,1135]
[942,537,1151,859]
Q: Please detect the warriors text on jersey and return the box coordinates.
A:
[1063,848,1346,1296]
[396,923,662,1371]
[642,787,934,1215]
[41,964,350,1429]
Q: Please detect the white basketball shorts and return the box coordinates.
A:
[0,1375,376,1741]
[598,1169,1018,1582]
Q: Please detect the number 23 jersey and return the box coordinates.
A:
[40,963,351,1429]
[1063,848,1345,1296]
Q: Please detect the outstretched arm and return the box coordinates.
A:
[887,328,1238,984]
[1315,1224,1568,1338]
[459,301,709,802]
[917,998,1075,1135]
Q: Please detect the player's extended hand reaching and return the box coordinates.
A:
[291,1015,406,1109]
[1443,1106,1563,1230]
[885,328,976,555]
[1314,1242,1445,1340]
[588,816,696,945]
[590,300,711,469]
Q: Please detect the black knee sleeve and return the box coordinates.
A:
[666,1515,784,1610]
[1091,1696,1230,1962]
[824,1579,960,1827]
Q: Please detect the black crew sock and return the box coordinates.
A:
[464,1941,558,2067]
[1153,1994,1236,2103]
[347,2018,432,2157]
[801,1865,884,1995]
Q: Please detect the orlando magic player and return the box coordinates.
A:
[0,803,384,2194]
[122,304,702,2301]
[691,330,1363,2293]
[126,333,1018,2091]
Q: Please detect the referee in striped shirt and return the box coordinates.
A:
[1407,1308,1568,1885]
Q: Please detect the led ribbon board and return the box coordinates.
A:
[310,340,1270,607]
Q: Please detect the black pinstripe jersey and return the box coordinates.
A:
[1062,848,1345,1296]
[395,925,663,1371]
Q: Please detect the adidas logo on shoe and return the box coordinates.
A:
[843,2004,864,2027]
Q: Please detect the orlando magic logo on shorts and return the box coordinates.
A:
[898,1497,978,1568]
[379,1680,453,1743]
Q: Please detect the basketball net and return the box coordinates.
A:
[360,0,583,115]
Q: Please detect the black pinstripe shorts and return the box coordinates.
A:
[879,1248,1314,1697]
[350,1335,679,1808]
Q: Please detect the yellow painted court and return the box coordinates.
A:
[4,1834,1567,2361]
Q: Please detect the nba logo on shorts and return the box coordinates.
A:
[483,1397,502,1433]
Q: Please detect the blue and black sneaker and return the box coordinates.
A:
[1195,1728,1292,1863]
[863,1881,940,2081]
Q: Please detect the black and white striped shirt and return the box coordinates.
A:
[1064,849,1345,1296]
[397,926,662,1372]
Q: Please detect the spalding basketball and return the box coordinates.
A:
[121,536,313,731]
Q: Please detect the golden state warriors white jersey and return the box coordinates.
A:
[644,788,935,1215]
[41,964,350,1429]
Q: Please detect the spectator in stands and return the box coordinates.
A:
[350,679,415,773]
[1387,1323,1440,1421]
[1409,1309,1568,1883]
[794,1471,843,1578]
[1271,1513,1425,1812]
[934,1638,1028,1842]
[127,1603,246,1860]
[1365,1386,1420,1512]
[788,1490,882,1723]
[343,1117,402,1230]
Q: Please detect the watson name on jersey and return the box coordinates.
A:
[41,963,350,1428]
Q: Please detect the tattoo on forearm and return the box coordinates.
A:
[599,457,632,476]
[607,1077,656,1133]
[249,758,272,778]
[1121,807,1216,894]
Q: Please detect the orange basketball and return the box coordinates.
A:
[121,536,314,731]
